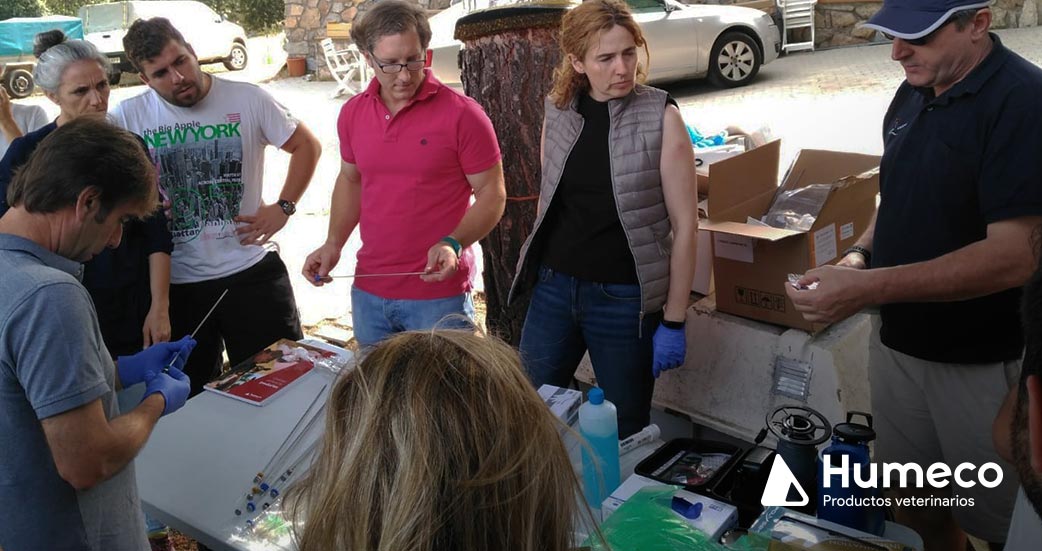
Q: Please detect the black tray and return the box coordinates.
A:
[635,438,743,491]
[636,438,774,529]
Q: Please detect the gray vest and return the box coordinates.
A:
[509,85,673,315]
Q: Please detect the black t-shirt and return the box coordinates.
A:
[874,35,1042,364]
[539,93,677,283]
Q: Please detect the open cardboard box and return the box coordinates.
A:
[700,140,880,332]
[691,138,754,295]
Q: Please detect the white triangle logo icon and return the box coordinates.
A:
[761,455,809,507]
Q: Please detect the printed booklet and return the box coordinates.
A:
[204,339,335,406]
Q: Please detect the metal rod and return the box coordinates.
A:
[315,271,428,281]
[190,288,229,339]
[162,289,229,373]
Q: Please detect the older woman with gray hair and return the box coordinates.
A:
[0,30,113,211]
[0,31,175,547]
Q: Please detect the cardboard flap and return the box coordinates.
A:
[811,168,881,232]
[781,149,881,193]
[700,220,803,242]
[707,140,781,218]
[709,189,779,224]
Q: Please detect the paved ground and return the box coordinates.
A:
[15,27,1042,329]
[664,26,1042,164]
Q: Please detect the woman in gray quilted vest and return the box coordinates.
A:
[508,0,700,438]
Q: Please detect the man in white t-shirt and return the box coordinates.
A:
[0,86,48,159]
[110,17,322,396]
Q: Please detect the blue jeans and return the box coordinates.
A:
[519,266,658,438]
[351,286,475,348]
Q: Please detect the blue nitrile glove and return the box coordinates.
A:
[117,335,196,387]
[143,367,191,416]
[652,322,686,378]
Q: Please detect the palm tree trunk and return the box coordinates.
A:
[457,8,566,345]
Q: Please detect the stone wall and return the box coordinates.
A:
[286,0,1042,77]
[284,0,450,79]
[815,0,1038,49]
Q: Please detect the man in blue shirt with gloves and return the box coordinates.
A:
[0,118,196,551]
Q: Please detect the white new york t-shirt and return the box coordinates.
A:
[110,77,298,283]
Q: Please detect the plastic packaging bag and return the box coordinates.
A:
[687,124,729,149]
[312,353,354,377]
[225,503,297,551]
[585,486,725,550]
[762,184,833,231]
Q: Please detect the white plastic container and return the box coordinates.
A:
[579,387,621,509]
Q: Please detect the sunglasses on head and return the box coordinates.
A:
[881,9,978,46]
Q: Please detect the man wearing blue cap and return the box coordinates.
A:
[786,1,1042,548]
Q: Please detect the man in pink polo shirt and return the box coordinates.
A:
[303,0,505,347]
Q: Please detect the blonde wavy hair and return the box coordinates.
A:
[549,0,650,110]
[286,330,593,551]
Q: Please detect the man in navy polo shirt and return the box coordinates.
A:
[786,0,1042,547]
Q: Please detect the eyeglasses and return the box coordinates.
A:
[881,9,977,46]
[369,54,426,74]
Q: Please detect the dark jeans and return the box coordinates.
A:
[519,266,658,438]
[170,252,303,397]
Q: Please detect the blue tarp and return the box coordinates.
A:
[0,16,84,58]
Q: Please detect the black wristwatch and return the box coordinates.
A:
[842,245,871,265]
[277,199,296,216]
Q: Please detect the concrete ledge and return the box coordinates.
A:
[576,295,873,442]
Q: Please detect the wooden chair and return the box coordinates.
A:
[320,38,371,98]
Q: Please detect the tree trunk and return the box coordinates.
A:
[458,9,565,345]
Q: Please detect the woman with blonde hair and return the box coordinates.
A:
[509,0,700,438]
[287,329,591,551]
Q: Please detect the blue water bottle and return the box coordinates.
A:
[816,411,885,535]
[579,387,621,510]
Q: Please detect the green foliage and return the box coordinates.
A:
[0,0,45,20]
[201,0,284,35]
[40,0,98,17]
[38,0,284,36]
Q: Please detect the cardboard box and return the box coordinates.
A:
[691,228,714,295]
[691,142,752,296]
[700,140,880,332]
[601,474,739,541]
[537,384,582,426]
[695,143,746,173]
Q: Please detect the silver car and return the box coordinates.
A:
[428,0,781,88]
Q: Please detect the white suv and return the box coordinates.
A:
[80,1,248,84]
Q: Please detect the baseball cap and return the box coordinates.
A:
[862,0,991,40]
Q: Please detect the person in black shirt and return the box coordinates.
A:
[508,0,699,438]
[787,1,1042,547]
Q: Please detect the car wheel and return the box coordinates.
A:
[3,68,34,99]
[708,31,761,88]
[223,43,248,71]
[108,70,122,86]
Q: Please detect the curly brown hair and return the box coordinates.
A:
[122,17,189,74]
[549,0,650,110]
